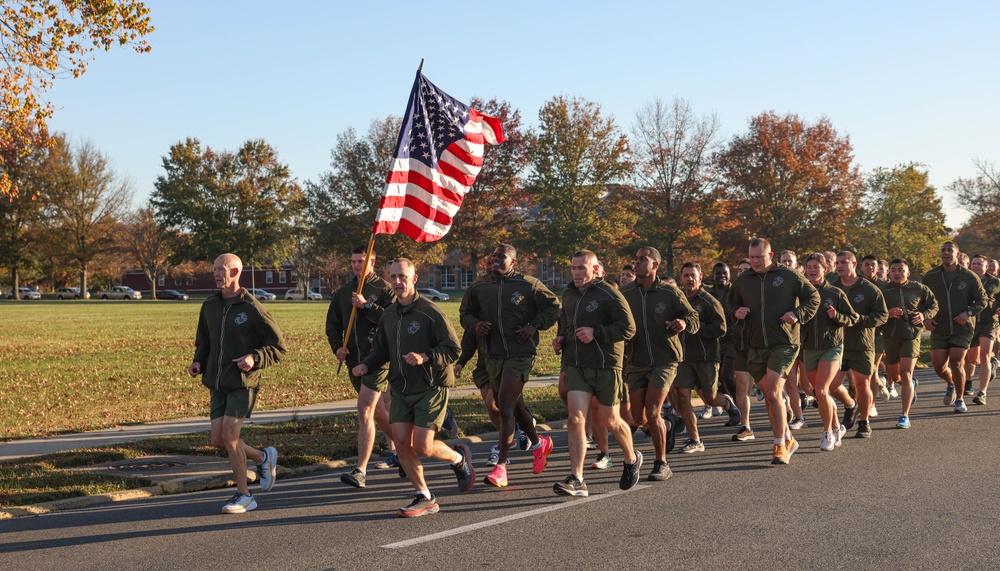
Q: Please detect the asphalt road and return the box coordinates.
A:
[3,368,998,570]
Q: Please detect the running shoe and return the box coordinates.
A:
[591,453,613,470]
[700,404,713,419]
[771,443,790,465]
[992,356,1000,370]
[485,464,508,487]
[753,386,764,401]
[397,494,439,517]
[486,445,511,466]
[870,405,879,418]
[733,426,755,441]
[452,443,475,492]
[955,399,968,413]
[679,439,705,454]
[912,378,919,404]
[895,415,910,429]
[820,431,835,451]
[835,424,846,447]
[647,460,673,481]
[855,420,872,438]
[340,467,366,489]
[666,413,684,453]
[889,386,899,399]
[553,476,589,497]
[257,446,277,492]
[991,363,998,384]
[879,382,891,402]
[713,406,725,416]
[442,409,459,439]
[722,394,740,426]
[785,437,799,459]
[789,417,807,430]
[842,401,859,430]
[964,385,976,397]
[221,492,256,514]
[944,385,956,406]
[382,452,402,468]
[973,391,987,405]
[370,457,391,470]
[585,434,598,450]
[532,435,553,474]
[619,451,643,490]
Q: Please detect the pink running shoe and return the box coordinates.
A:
[532,435,553,474]
[485,464,508,487]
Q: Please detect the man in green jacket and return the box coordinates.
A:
[354,258,472,517]
[189,253,287,514]
[553,249,640,497]
[730,238,820,465]
[326,246,398,489]
[460,244,560,487]
[923,241,989,412]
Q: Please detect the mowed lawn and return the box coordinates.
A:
[0,298,561,440]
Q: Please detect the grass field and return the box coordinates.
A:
[0,299,561,440]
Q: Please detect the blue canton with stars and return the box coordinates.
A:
[395,72,472,169]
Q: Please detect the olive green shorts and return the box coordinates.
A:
[975,322,999,342]
[747,345,799,382]
[720,340,735,361]
[802,345,843,373]
[389,386,449,430]
[930,331,974,351]
[625,363,678,393]
[486,355,535,393]
[472,359,491,389]
[564,366,623,407]
[675,361,720,394]
[883,337,921,365]
[733,349,749,373]
[874,332,885,355]
[348,365,389,393]
[210,387,258,420]
[841,349,876,376]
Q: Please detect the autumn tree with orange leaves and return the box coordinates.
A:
[715,111,862,258]
[0,0,153,198]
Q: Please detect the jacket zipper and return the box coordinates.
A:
[940,271,954,336]
[759,273,768,347]
[641,288,652,364]
[216,304,231,391]
[497,277,510,358]
[396,310,406,394]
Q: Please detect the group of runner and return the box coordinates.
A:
[193,238,999,516]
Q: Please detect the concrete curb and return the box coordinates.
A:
[0,420,570,520]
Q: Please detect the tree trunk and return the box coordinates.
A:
[12,268,20,300]
[79,267,88,300]
[470,251,481,279]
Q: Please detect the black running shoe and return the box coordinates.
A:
[451,443,475,492]
[647,460,673,482]
[553,476,589,497]
[666,413,683,454]
[397,494,439,517]
[854,419,872,438]
[620,450,643,490]
[842,402,859,430]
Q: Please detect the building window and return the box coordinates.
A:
[157,275,165,287]
[441,267,455,289]
[186,276,192,286]
[460,268,473,289]
[291,271,298,283]
[266,271,273,284]
[279,271,286,284]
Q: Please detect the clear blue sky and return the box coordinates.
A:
[46,0,1000,229]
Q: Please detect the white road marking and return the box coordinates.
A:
[382,485,651,549]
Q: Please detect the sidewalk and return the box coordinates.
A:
[0,376,561,462]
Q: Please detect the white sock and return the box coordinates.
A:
[357,467,366,476]
[417,489,431,499]
[774,438,784,446]
[451,450,463,465]
[532,438,543,450]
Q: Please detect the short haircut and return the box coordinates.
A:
[352,246,367,255]
[750,238,771,251]
[392,258,415,274]
[622,264,634,272]
[737,258,751,267]
[780,249,796,259]
[837,250,857,263]
[497,243,517,259]
[862,254,878,263]
[972,253,988,262]
[681,261,702,274]
[573,250,598,265]
[943,240,959,249]
[638,246,661,265]
[889,258,909,269]
[713,262,730,271]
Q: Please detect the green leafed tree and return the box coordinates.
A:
[0,135,51,296]
[443,98,530,278]
[951,160,1000,259]
[527,95,636,266]
[40,136,133,295]
[304,116,444,273]
[715,111,862,257]
[848,163,949,273]
[150,138,302,266]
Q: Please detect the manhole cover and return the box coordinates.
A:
[114,461,188,472]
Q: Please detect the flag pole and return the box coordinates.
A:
[337,233,377,376]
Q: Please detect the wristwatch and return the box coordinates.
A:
[364,302,372,310]
[251,351,261,366]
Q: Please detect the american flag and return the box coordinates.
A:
[373,71,506,242]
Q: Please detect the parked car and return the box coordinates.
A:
[56,287,90,300]
[95,285,142,300]
[284,287,323,301]
[155,289,190,300]
[6,287,41,300]
[247,288,277,301]
[417,288,450,301]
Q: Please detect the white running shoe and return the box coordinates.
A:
[221,492,257,514]
[835,424,846,447]
[820,431,835,451]
[870,405,879,418]
[700,405,713,419]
